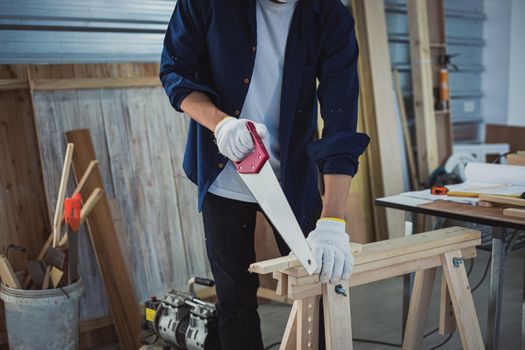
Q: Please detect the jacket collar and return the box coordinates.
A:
[245,0,320,24]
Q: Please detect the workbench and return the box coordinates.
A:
[376,194,525,350]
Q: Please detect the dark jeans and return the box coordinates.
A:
[202,192,322,350]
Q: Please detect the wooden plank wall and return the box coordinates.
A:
[31,86,211,316]
[0,88,50,348]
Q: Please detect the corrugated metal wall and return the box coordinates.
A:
[0,0,485,136]
[384,0,486,142]
[0,0,173,63]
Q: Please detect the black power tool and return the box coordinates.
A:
[141,277,221,350]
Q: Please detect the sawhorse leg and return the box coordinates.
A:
[487,227,507,350]
[402,268,437,350]
[402,212,419,337]
[441,250,484,349]
[281,282,352,350]
[322,281,352,350]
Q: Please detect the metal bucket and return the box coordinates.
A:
[0,279,83,350]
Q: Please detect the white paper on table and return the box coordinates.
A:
[402,163,525,204]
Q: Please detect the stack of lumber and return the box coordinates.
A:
[350,0,405,240]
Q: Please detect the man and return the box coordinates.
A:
[160,0,369,348]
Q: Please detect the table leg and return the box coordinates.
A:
[522,243,525,350]
[402,212,418,337]
[486,227,507,350]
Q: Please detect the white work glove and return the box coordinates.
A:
[214,117,268,162]
[306,218,353,284]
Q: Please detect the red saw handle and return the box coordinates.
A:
[234,121,270,174]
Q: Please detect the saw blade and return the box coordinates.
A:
[239,163,317,275]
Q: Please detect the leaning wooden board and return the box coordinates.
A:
[66,129,141,349]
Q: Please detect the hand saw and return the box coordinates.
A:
[235,122,317,275]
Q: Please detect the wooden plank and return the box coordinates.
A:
[72,160,99,195]
[441,250,484,349]
[297,296,320,350]
[479,194,525,207]
[439,272,456,335]
[393,68,419,190]
[31,78,160,91]
[351,0,405,240]
[419,200,525,227]
[0,79,29,91]
[51,143,74,247]
[288,282,322,300]
[273,271,289,297]
[42,266,51,289]
[252,227,480,276]
[280,301,298,350]
[0,87,50,293]
[486,124,525,153]
[407,0,439,181]
[322,281,353,350]
[250,243,362,274]
[65,129,141,349]
[287,245,477,286]
[427,0,453,165]
[0,256,21,289]
[503,208,525,219]
[507,154,525,166]
[0,63,161,80]
[50,266,65,288]
[256,287,290,304]
[402,268,437,350]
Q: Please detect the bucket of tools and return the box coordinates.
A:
[0,279,83,350]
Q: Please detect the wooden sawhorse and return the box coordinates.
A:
[250,227,484,350]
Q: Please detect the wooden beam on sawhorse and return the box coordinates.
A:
[250,227,484,350]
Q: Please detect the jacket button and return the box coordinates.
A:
[244,78,250,84]
[252,46,256,53]
[234,110,241,116]
[218,163,224,169]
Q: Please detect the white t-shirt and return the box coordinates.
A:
[208,0,298,202]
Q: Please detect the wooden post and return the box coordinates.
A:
[407,0,439,182]
[441,250,484,349]
[297,296,320,350]
[322,281,353,350]
[439,272,457,335]
[402,268,437,350]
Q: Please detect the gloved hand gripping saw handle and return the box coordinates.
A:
[234,121,270,174]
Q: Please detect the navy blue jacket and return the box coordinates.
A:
[160,0,370,229]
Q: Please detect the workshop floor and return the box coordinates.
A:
[104,248,524,350]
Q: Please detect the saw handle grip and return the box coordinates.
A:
[234,121,270,174]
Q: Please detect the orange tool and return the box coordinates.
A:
[64,193,82,283]
[64,193,82,231]
[431,186,448,195]
[431,186,479,198]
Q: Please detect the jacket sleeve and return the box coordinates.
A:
[160,0,219,112]
[307,3,370,176]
